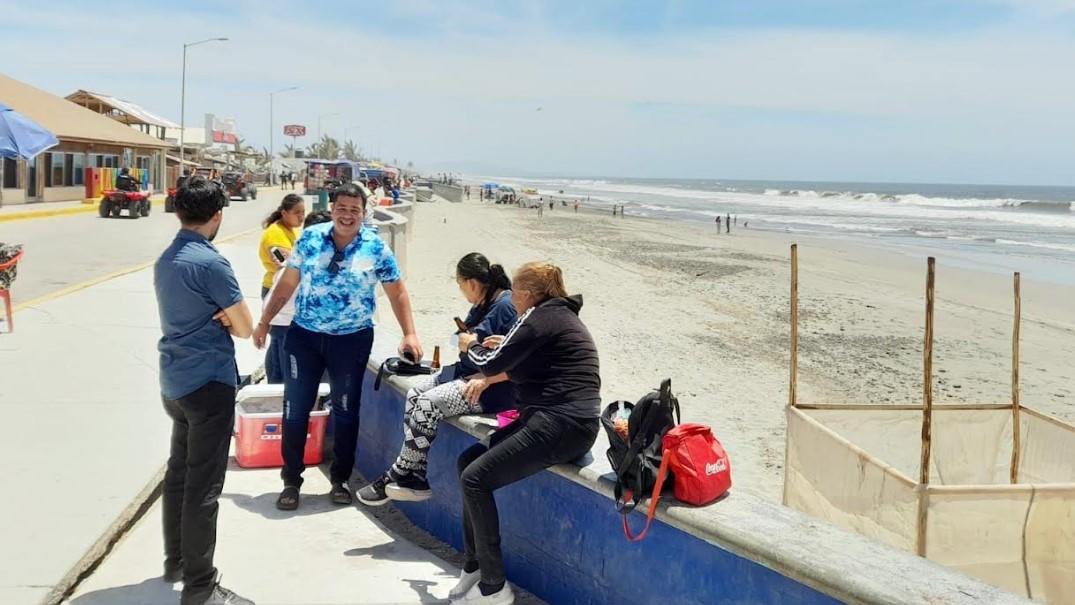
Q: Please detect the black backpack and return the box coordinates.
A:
[602,379,681,513]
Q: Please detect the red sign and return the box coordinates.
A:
[212,131,238,144]
[283,125,306,137]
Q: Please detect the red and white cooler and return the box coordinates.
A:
[234,383,331,469]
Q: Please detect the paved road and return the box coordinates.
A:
[0,187,306,304]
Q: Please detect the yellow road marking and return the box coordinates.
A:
[12,227,259,312]
[0,196,166,224]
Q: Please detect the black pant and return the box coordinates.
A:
[457,410,598,586]
[281,324,374,487]
[162,381,236,605]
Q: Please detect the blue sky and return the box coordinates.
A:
[2,0,1075,184]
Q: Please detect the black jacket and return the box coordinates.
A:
[467,295,600,419]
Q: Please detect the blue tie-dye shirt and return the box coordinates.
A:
[286,222,401,335]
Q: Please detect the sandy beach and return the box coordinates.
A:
[401,198,1075,502]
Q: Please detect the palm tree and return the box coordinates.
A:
[342,140,360,161]
[306,135,341,160]
[279,143,296,158]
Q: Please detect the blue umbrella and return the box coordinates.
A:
[0,102,59,160]
[481,182,499,189]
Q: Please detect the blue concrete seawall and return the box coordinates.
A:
[355,338,1030,605]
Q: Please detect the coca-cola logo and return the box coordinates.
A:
[705,459,727,476]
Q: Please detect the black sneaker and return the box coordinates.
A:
[385,474,432,502]
[202,582,255,605]
[357,474,391,506]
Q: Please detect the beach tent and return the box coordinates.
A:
[481,182,498,189]
[0,101,58,159]
[782,246,1075,604]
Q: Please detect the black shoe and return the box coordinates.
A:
[385,474,432,502]
[356,474,391,506]
[163,560,182,583]
[202,583,255,605]
[330,482,353,505]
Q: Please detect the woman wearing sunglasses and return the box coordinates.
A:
[253,183,423,511]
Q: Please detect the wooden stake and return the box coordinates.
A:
[920,257,935,487]
[916,257,936,557]
[789,244,799,408]
[1010,272,1022,484]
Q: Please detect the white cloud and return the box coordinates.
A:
[2,1,1074,182]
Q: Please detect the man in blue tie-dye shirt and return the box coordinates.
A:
[254,183,422,510]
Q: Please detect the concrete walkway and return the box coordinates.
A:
[64,462,546,605]
[0,236,264,605]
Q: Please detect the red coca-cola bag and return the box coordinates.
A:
[623,423,732,541]
[662,423,731,505]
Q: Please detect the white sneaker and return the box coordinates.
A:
[448,568,481,600]
[452,581,514,605]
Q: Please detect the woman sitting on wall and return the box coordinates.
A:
[448,262,601,605]
[359,253,517,506]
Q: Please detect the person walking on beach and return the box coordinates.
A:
[254,183,423,510]
[154,176,255,605]
[725,213,731,234]
[574,200,579,213]
[612,205,617,217]
[449,262,600,604]
[716,215,722,232]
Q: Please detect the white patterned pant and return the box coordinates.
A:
[390,374,482,480]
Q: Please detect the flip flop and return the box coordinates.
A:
[276,486,300,511]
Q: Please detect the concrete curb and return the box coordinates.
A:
[0,196,165,224]
[41,466,166,605]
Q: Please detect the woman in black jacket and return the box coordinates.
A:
[447,262,600,605]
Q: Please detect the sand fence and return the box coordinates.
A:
[782,245,1075,603]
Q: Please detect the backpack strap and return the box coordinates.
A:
[623,447,675,542]
[659,378,681,424]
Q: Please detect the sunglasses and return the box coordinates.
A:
[327,249,345,275]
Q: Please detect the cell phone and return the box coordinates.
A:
[454,317,470,333]
[270,247,287,264]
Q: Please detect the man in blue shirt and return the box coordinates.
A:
[254,183,422,511]
[154,176,255,605]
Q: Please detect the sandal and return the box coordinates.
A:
[330,482,353,505]
[276,486,300,511]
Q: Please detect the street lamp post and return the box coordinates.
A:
[179,37,227,174]
[269,86,298,184]
[316,112,340,153]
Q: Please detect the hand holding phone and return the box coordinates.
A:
[270,246,288,265]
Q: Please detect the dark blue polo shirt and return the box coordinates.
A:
[154,229,244,400]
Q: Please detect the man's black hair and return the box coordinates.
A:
[303,210,332,228]
[330,182,367,205]
[175,175,223,225]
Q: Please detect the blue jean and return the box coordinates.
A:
[265,325,289,384]
[458,410,598,585]
[281,324,374,487]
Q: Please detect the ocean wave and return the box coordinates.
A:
[995,239,1075,253]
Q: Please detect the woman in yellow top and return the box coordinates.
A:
[259,194,305,296]
[258,193,305,383]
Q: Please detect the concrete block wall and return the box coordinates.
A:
[432,183,463,203]
[355,336,1029,605]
